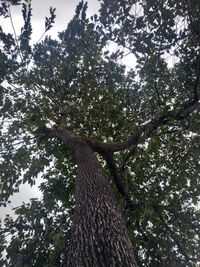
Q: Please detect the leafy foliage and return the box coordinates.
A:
[1,200,71,266]
[0,0,200,266]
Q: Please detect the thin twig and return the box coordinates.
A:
[8,4,23,62]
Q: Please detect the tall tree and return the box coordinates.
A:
[0,0,200,266]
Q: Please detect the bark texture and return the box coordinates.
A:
[63,140,138,267]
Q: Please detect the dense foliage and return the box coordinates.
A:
[0,0,200,266]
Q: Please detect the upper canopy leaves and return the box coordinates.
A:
[0,0,200,266]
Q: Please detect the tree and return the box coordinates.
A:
[0,0,200,266]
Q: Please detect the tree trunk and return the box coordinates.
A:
[62,140,138,267]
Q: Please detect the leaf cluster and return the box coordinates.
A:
[0,1,200,266]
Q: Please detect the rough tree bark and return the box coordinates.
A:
[41,94,199,267]
[61,137,138,267]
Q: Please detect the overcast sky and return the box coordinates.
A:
[0,0,100,221]
[1,0,100,40]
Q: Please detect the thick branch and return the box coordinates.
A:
[38,125,57,139]
[58,109,67,130]
[104,151,138,209]
[38,91,199,160]
[89,100,199,155]
[37,94,199,176]
[104,153,130,202]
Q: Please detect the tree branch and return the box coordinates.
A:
[102,151,140,212]
[57,108,67,130]
[37,125,57,139]
[103,152,196,263]
[105,153,129,198]
[89,99,199,155]
[8,4,23,62]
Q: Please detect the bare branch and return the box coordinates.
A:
[8,4,23,61]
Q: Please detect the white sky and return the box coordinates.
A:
[0,0,100,40]
[0,0,101,220]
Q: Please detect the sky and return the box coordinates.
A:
[1,0,100,40]
[0,0,101,220]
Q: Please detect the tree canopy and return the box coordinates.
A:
[0,0,200,266]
